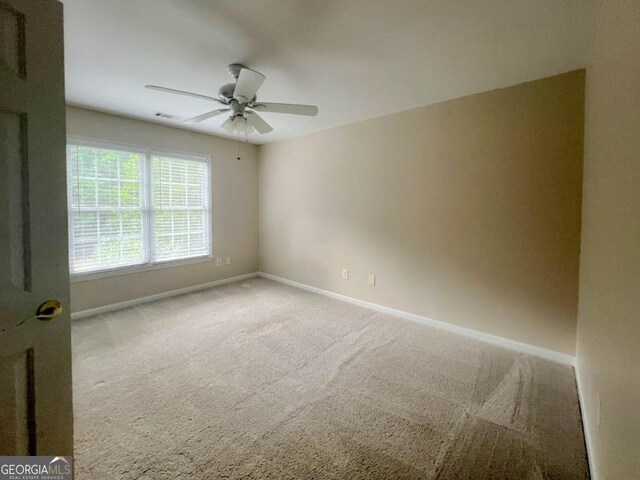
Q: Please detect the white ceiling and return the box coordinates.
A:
[62,0,598,145]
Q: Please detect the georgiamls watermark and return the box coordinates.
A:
[0,456,73,480]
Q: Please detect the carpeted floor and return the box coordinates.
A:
[72,277,589,479]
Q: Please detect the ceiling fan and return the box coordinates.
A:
[146,64,318,135]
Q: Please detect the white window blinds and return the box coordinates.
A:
[67,144,147,274]
[67,141,211,276]
[151,155,210,262]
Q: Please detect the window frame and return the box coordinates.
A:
[148,150,212,265]
[66,136,213,282]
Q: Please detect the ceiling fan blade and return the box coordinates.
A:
[246,111,274,134]
[221,117,235,133]
[182,108,229,123]
[233,68,265,104]
[252,102,318,116]
[145,85,225,104]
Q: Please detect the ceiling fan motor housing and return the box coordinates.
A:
[230,101,246,117]
[219,82,256,105]
[218,83,235,101]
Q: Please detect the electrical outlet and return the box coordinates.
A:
[368,274,376,286]
[342,269,349,280]
[226,257,232,265]
[216,258,222,267]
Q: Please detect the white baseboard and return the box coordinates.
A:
[575,364,598,479]
[71,272,259,320]
[258,272,576,366]
[72,269,576,367]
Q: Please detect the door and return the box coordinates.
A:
[0,0,72,455]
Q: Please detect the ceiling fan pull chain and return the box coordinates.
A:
[236,132,241,161]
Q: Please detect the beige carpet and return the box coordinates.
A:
[72,278,589,479]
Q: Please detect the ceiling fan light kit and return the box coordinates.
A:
[145,63,319,138]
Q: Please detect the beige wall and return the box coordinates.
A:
[259,71,584,355]
[576,1,640,478]
[67,106,259,312]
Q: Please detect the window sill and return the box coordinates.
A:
[70,255,214,283]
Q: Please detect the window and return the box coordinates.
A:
[67,140,211,276]
[151,154,210,262]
